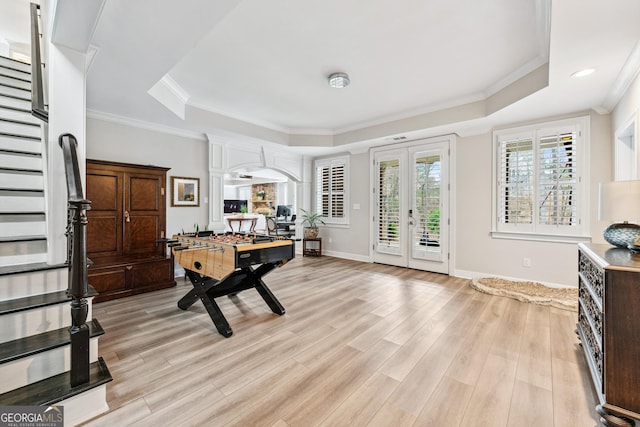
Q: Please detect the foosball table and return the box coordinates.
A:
[167,232,295,337]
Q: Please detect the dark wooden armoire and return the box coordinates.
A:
[86,159,175,302]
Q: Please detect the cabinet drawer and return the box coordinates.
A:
[131,258,173,287]
[578,250,603,305]
[88,267,126,292]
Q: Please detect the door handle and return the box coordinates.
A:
[124,210,130,222]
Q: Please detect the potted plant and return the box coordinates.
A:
[240,205,248,217]
[300,208,325,239]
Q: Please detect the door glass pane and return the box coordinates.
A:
[378,159,400,248]
[414,154,441,254]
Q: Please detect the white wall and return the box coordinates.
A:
[317,152,371,261]
[86,117,209,236]
[612,71,640,176]
[454,111,611,286]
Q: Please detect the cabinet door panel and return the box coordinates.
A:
[129,176,160,210]
[87,217,118,253]
[124,172,164,256]
[86,170,123,257]
[127,216,159,253]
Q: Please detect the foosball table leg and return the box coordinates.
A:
[200,292,233,337]
[180,270,234,337]
[254,278,286,316]
[177,288,199,310]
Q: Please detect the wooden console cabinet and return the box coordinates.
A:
[577,243,640,426]
[86,159,175,302]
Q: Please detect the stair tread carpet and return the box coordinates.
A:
[0,318,104,364]
[0,357,112,406]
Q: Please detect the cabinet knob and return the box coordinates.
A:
[124,210,130,222]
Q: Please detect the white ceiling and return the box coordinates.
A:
[3,0,640,155]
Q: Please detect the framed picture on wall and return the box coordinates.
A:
[171,176,200,207]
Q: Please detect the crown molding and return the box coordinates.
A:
[87,109,207,141]
[599,40,640,113]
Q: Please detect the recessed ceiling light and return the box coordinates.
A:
[571,68,596,78]
[328,72,350,89]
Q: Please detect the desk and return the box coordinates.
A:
[227,217,257,232]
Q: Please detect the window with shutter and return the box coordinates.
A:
[378,158,400,247]
[493,116,589,241]
[315,156,349,225]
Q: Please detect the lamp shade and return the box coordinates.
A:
[598,180,640,221]
[598,180,640,248]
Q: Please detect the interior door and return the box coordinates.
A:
[373,139,450,274]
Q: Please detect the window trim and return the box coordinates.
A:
[491,116,590,242]
[314,155,350,225]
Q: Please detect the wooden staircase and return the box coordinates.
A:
[0,55,112,426]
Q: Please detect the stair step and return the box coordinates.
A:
[0,356,112,406]
[0,83,30,100]
[0,193,45,213]
[0,104,39,124]
[0,261,64,277]
[0,239,47,268]
[0,319,104,365]
[0,93,30,110]
[0,170,44,193]
[0,133,41,153]
[0,119,41,139]
[0,287,97,343]
[0,320,103,394]
[0,57,31,74]
[0,234,46,243]
[0,289,69,316]
[0,74,31,91]
[0,213,46,240]
[0,262,67,301]
[0,152,42,170]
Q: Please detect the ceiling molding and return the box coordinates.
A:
[599,40,640,114]
[148,75,190,119]
[87,109,207,141]
[188,99,291,134]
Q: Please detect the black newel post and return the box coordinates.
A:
[69,200,90,386]
[59,133,92,387]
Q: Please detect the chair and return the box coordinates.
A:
[266,217,278,236]
[266,216,295,237]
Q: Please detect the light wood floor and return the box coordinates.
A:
[83,256,600,427]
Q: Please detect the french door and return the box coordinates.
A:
[372,138,450,274]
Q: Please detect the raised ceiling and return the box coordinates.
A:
[3,0,640,153]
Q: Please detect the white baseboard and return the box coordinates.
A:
[321,250,371,263]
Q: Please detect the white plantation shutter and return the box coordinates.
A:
[494,117,588,239]
[378,159,400,246]
[538,130,578,227]
[498,137,534,228]
[315,156,349,224]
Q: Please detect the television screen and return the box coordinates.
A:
[224,199,247,213]
[276,205,292,218]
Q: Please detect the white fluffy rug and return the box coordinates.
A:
[470,277,578,312]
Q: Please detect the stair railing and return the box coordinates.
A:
[59,133,91,386]
[30,2,48,122]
